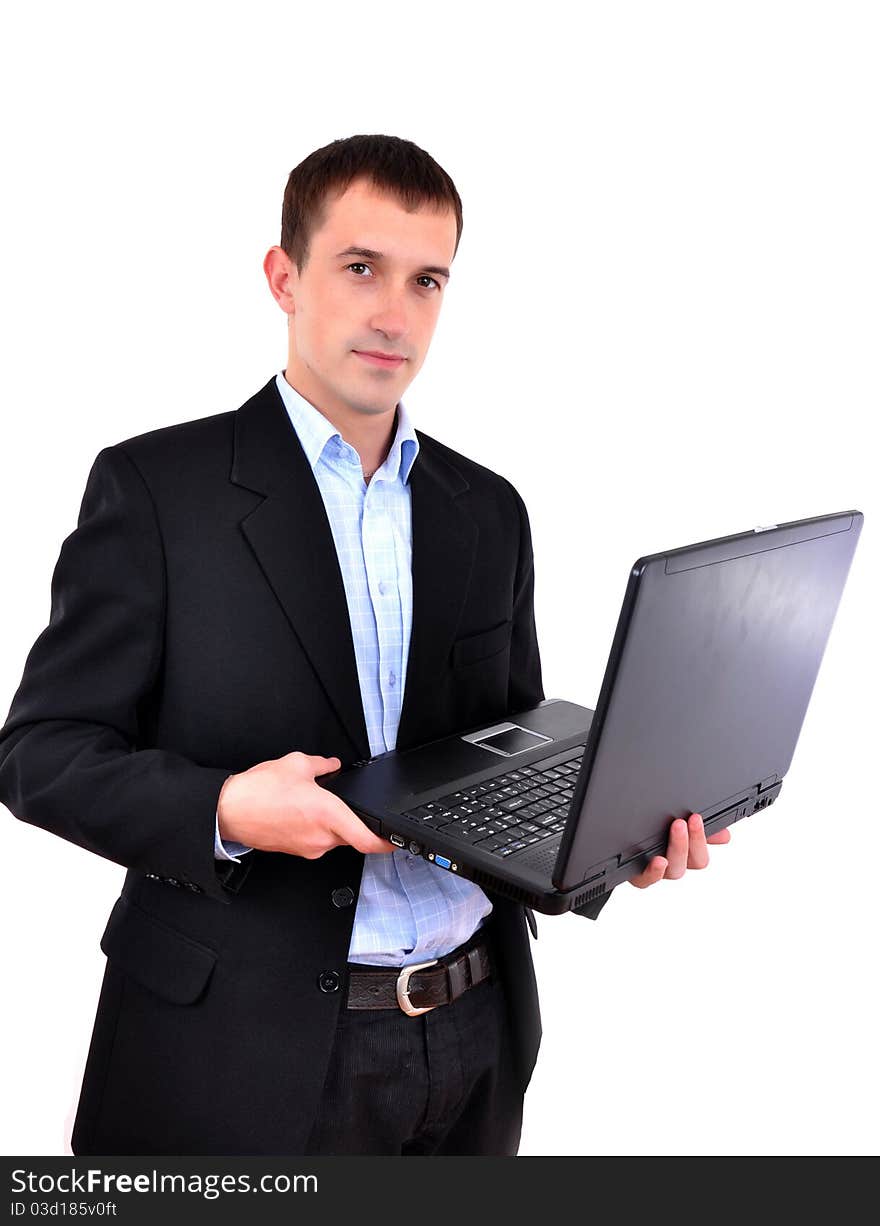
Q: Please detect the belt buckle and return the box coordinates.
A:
[395,958,439,1016]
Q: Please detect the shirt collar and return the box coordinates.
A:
[275,371,419,485]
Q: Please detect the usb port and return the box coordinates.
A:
[390,833,406,848]
[434,854,452,870]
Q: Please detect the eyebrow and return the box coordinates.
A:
[334,245,450,280]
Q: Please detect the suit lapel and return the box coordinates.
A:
[230,377,477,760]
[231,378,369,758]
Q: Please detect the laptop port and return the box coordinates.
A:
[389,833,406,848]
[434,854,452,870]
[408,841,422,855]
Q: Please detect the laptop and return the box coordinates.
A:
[319,510,863,915]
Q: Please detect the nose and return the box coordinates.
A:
[368,291,410,344]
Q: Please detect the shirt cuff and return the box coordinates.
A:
[214,811,254,861]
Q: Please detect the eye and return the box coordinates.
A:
[345,264,441,291]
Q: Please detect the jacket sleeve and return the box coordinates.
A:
[502,476,614,922]
[502,476,545,714]
[0,445,237,904]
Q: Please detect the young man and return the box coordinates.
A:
[0,134,728,1156]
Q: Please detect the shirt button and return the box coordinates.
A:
[331,886,355,908]
[388,671,396,688]
[318,971,340,993]
[378,581,387,595]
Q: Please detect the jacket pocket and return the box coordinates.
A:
[100,895,218,1005]
[452,619,513,667]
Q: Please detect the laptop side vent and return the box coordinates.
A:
[571,882,608,908]
[467,868,607,912]
[469,869,534,905]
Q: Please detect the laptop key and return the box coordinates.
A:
[444,805,476,821]
[418,813,454,829]
[443,820,472,838]
[459,826,492,843]
[475,837,507,852]
[518,801,548,818]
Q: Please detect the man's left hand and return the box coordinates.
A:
[628,812,731,889]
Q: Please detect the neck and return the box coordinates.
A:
[281,367,396,477]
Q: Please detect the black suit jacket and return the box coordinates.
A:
[0,375,609,1155]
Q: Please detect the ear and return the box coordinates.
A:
[263,245,298,315]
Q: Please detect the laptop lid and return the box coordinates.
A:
[553,510,863,892]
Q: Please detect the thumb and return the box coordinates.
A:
[309,754,342,777]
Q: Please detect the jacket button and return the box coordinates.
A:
[318,971,340,993]
[331,886,355,908]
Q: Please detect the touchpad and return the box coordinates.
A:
[468,724,552,756]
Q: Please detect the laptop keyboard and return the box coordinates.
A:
[401,744,586,858]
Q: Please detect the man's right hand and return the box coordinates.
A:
[216,751,396,858]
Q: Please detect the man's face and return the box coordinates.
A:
[280,177,457,418]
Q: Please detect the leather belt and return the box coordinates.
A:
[346,932,492,1017]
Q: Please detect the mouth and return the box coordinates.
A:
[353,350,407,369]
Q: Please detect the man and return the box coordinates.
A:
[0,134,729,1156]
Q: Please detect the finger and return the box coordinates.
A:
[664,818,689,878]
[339,827,397,855]
[686,812,710,869]
[358,828,398,855]
[310,755,342,776]
[707,827,731,844]
[328,804,396,855]
[629,855,668,889]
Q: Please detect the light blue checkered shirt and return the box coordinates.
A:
[214,371,492,965]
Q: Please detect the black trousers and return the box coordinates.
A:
[304,957,525,1156]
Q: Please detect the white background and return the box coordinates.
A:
[0,1,876,1157]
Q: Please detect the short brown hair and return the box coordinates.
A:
[280,134,463,273]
